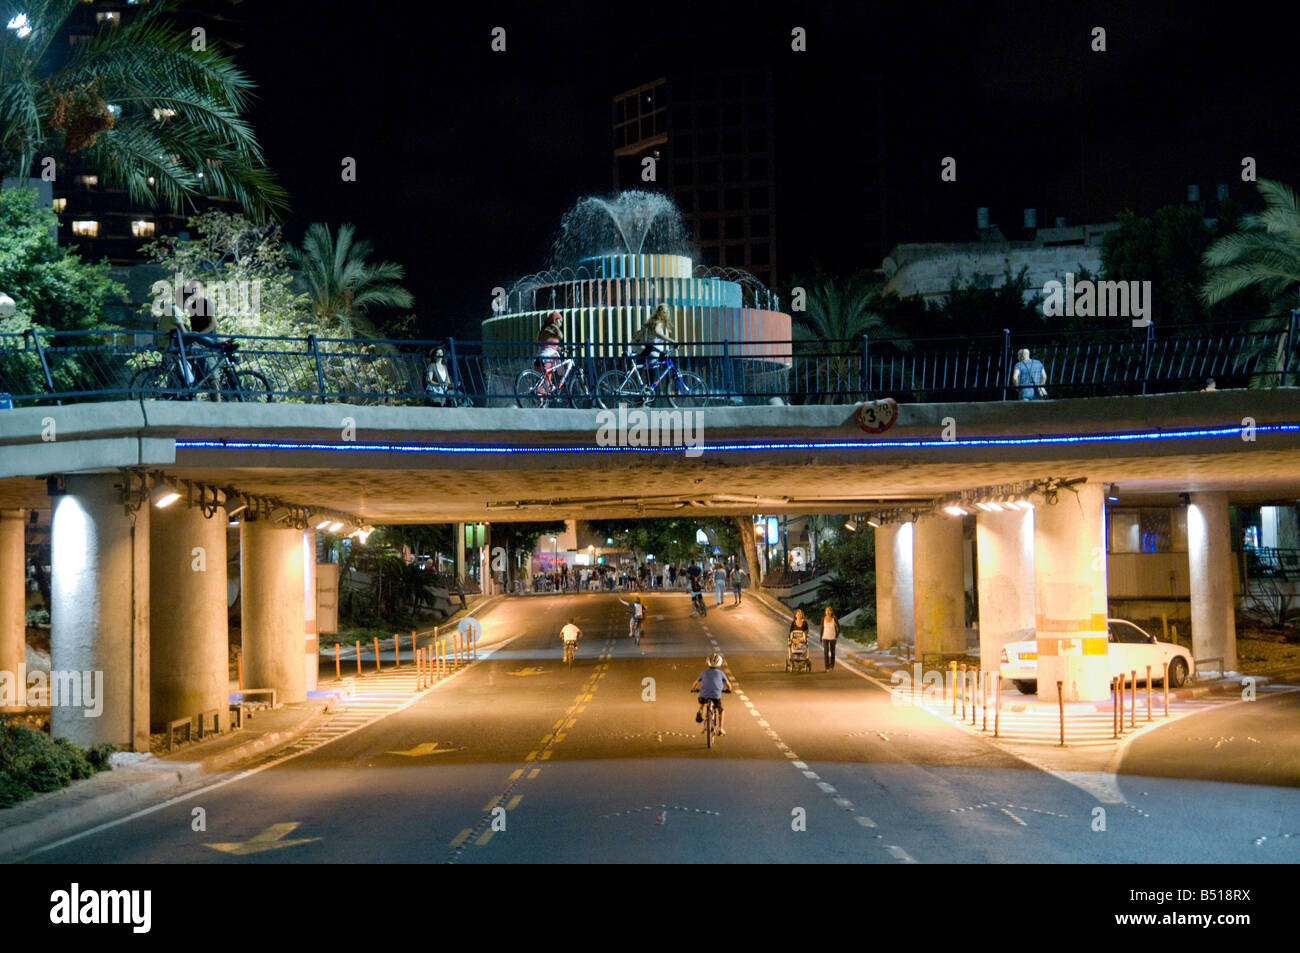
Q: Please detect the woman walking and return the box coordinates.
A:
[820,606,840,672]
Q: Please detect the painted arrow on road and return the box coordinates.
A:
[508,667,547,676]
[207,822,321,856]
[387,742,459,757]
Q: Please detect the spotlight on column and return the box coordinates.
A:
[269,506,291,523]
[844,518,857,532]
[944,504,968,517]
[315,518,334,530]
[226,500,248,519]
[866,517,880,528]
[327,521,344,533]
[152,482,181,508]
[1107,484,1120,503]
[351,525,374,544]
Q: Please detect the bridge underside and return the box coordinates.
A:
[0,392,1297,520]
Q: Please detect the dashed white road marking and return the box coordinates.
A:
[1000,807,1028,827]
[817,782,838,795]
[886,845,918,863]
[856,816,878,828]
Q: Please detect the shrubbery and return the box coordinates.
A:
[0,721,113,808]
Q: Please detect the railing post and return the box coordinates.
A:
[860,333,870,399]
[721,337,731,402]
[1286,309,1300,387]
[307,334,327,403]
[1001,328,1011,401]
[1141,323,1154,395]
[446,337,460,396]
[24,328,57,402]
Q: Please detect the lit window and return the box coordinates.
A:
[96,11,121,24]
[131,220,156,238]
[152,107,176,121]
[106,103,122,119]
[52,198,67,213]
[75,174,98,187]
[146,176,155,186]
[6,13,33,38]
[71,220,100,237]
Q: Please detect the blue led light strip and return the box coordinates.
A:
[175,423,1300,455]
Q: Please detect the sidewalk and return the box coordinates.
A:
[0,596,514,860]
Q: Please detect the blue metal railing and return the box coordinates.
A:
[0,316,1296,408]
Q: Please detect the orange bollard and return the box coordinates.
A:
[960,663,967,721]
[1117,673,1124,734]
[1162,661,1170,716]
[994,675,1002,738]
[1146,665,1152,721]
[335,645,341,680]
[394,633,400,667]
[950,661,957,713]
[355,640,361,675]
[374,636,381,672]
[970,666,979,725]
[237,649,243,691]
[1112,677,1118,739]
[1057,680,1065,746]
[982,671,988,731]
[1130,670,1137,728]
[411,631,417,666]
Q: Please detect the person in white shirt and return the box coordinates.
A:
[821,606,840,672]
[561,619,581,643]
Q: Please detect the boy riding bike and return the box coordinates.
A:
[618,595,646,640]
[560,617,581,664]
[690,653,730,736]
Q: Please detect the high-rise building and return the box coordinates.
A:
[613,69,778,289]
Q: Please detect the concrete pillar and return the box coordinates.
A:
[912,515,966,657]
[455,522,466,582]
[1188,492,1237,673]
[303,530,317,692]
[481,523,493,595]
[50,475,150,750]
[874,522,914,650]
[150,501,229,731]
[0,510,26,706]
[1034,482,1109,701]
[976,507,1036,675]
[240,519,306,704]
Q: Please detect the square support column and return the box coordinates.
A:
[1188,492,1237,673]
[0,510,26,706]
[240,519,306,704]
[976,507,1035,675]
[874,522,914,651]
[913,515,966,658]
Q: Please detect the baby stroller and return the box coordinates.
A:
[785,630,812,673]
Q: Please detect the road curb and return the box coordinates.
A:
[188,701,330,774]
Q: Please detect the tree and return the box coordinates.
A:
[817,525,876,616]
[789,269,891,344]
[0,186,124,334]
[1202,179,1300,315]
[923,266,1046,338]
[138,211,311,337]
[288,223,415,339]
[1101,205,1215,327]
[0,0,286,220]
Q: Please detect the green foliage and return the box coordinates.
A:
[0,0,286,220]
[925,266,1046,338]
[0,721,111,808]
[788,268,892,343]
[289,223,415,338]
[1202,179,1300,315]
[137,211,311,338]
[1102,205,1215,326]
[0,187,125,334]
[817,525,876,614]
[586,518,742,566]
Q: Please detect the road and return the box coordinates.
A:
[21,592,1300,863]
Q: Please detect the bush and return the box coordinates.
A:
[0,721,113,808]
[25,608,50,626]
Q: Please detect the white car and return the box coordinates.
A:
[999,619,1194,695]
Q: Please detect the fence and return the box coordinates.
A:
[1,316,1296,407]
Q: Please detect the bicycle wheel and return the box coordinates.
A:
[705,704,715,748]
[515,369,548,408]
[566,367,594,409]
[666,371,714,408]
[227,370,273,402]
[596,369,645,410]
[128,364,179,400]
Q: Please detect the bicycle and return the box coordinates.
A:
[515,351,592,409]
[690,589,708,617]
[692,687,731,748]
[129,334,272,402]
[595,346,717,409]
[629,614,643,645]
[562,638,577,668]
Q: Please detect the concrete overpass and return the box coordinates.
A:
[1,390,1297,751]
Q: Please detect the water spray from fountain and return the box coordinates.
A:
[549,190,693,269]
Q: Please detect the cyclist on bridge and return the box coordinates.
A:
[618,595,646,639]
[691,653,730,736]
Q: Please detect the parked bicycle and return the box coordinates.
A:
[595,345,717,409]
[515,349,592,408]
[129,333,271,401]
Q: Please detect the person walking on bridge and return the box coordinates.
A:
[1011,348,1047,400]
[820,606,840,672]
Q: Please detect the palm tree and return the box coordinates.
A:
[790,270,892,402]
[1,0,286,220]
[1202,179,1300,385]
[289,222,415,338]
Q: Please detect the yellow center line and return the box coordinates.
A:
[505,795,523,810]
[525,750,538,762]
[583,693,594,701]
[566,718,577,728]
[527,768,540,779]
[540,733,553,744]
[576,705,586,712]
[475,828,495,846]
[553,718,565,730]
[508,769,523,781]
[449,828,473,848]
[554,732,566,742]
[482,795,501,811]
[540,750,553,760]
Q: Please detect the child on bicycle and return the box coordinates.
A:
[560,617,581,657]
[691,653,730,735]
[633,303,676,381]
[619,595,646,638]
[535,311,564,377]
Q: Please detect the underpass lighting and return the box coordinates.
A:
[327,521,344,533]
[151,483,181,508]
[315,519,334,530]
[844,519,857,532]
[944,504,968,517]
[866,518,880,528]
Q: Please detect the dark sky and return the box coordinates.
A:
[228,0,1300,339]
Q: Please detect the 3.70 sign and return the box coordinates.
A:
[854,398,898,433]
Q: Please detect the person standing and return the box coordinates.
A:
[714,564,726,606]
[1011,348,1047,400]
[730,564,743,605]
[820,606,840,672]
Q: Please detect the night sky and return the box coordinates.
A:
[229,1,1300,339]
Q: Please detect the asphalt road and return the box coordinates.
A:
[21,592,1300,863]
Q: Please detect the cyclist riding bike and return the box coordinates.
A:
[619,595,646,639]
[689,573,707,617]
[691,652,730,736]
[560,617,581,661]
